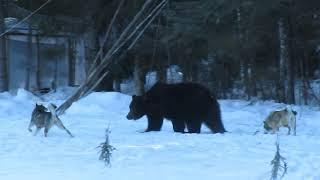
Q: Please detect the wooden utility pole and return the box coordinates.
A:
[0,0,8,92]
[25,0,33,91]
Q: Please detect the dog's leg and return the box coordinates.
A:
[44,127,49,137]
[287,126,291,135]
[294,119,296,136]
[292,118,297,136]
[28,122,33,132]
[34,127,41,136]
[55,118,74,137]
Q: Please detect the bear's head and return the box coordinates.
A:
[126,95,147,120]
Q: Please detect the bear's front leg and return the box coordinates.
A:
[145,114,163,132]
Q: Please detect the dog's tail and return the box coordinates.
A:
[47,103,57,114]
[47,103,74,137]
[204,100,226,133]
[55,118,74,138]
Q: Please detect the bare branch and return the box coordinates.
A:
[88,0,126,73]
[56,0,167,115]
[128,0,168,50]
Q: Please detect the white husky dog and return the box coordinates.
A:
[263,107,297,135]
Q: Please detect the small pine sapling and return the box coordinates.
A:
[270,135,288,180]
[98,127,116,166]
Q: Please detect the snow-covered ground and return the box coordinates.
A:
[1,88,320,180]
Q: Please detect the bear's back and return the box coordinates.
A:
[145,82,215,119]
[146,82,212,100]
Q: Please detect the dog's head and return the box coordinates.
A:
[263,121,272,131]
[34,103,48,112]
[285,107,297,116]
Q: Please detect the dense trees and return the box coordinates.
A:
[2,0,320,104]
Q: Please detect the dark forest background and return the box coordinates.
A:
[1,0,320,105]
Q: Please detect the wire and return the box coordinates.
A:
[0,0,52,38]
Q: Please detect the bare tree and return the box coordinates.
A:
[278,17,288,103]
[270,135,288,180]
[56,0,168,115]
[98,127,116,167]
[26,0,32,91]
[133,54,145,95]
[278,15,295,104]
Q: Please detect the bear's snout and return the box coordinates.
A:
[126,113,133,120]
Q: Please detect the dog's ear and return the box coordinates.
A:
[50,103,57,109]
[292,110,297,116]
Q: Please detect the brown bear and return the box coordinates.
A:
[126,82,226,133]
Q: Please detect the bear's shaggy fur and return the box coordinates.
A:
[126,82,226,133]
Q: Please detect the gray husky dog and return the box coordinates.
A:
[263,107,297,135]
[28,103,74,137]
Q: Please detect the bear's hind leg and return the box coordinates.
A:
[186,120,201,133]
[172,120,185,133]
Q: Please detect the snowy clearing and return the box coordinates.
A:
[0,89,320,180]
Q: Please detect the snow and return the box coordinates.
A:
[1,89,320,180]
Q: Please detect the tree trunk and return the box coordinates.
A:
[182,56,193,82]
[278,16,295,104]
[25,23,32,91]
[247,61,257,99]
[25,0,33,91]
[53,50,58,92]
[236,6,251,100]
[278,17,288,103]
[237,7,245,85]
[287,11,295,104]
[114,78,121,92]
[286,54,295,104]
[97,74,114,91]
[35,36,40,90]
[68,38,76,86]
[300,53,308,105]
[0,1,8,92]
[133,55,145,95]
[84,30,98,75]
[156,65,167,83]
